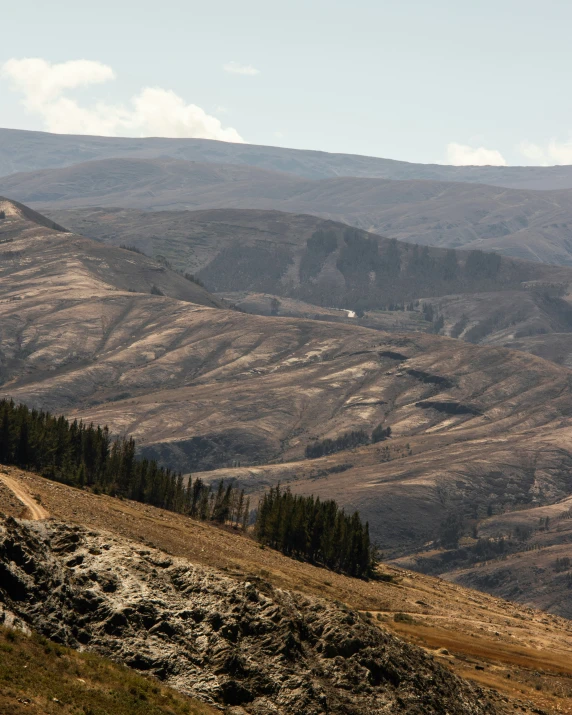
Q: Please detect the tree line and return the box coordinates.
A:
[255,485,376,577]
[305,424,391,458]
[0,399,249,528]
[0,399,378,579]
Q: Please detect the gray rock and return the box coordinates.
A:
[0,517,500,714]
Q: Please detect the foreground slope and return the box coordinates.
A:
[0,516,498,714]
[6,156,572,263]
[2,468,572,714]
[2,127,572,190]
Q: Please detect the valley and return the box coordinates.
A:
[1,196,572,627]
[34,206,572,365]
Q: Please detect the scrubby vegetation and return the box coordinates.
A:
[299,228,338,281]
[120,243,146,254]
[255,485,376,577]
[305,429,370,458]
[293,227,511,312]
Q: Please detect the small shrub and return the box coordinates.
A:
[150,285,164,296]
[394,612,415,624]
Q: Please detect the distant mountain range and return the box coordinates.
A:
[2,126,572,189]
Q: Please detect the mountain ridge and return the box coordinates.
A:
[2,126,572,190]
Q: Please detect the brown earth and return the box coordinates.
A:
[39,208,572,365]
[0,472,48,520]
[1,468,572,714]
[41,207,572,366]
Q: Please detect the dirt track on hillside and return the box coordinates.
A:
[0,472,48,520]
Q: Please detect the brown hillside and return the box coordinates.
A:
[1,197,572,626]
[2,198,572,600]
[41,206,572,365]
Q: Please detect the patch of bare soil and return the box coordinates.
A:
[0,470,48,520]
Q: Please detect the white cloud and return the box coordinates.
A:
[518,139,572,166]
[223,61,260,76]
[1,58,114,110]
[1,57,244,142]
[446,142,507,166]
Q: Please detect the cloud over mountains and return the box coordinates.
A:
[1,58,244,142]
[446,142,507,166]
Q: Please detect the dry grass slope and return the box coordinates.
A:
[1,198,572,615]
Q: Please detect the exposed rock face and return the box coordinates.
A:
[0,517,498,714]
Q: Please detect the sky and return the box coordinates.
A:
[2,0,572,166]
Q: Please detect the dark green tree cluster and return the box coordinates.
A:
[299,229,338,281]
[337,229,380,284]
[371,424,391,443]
[255,485,376,577]
[305,423,391,458]
[0,399,249,527]
[305,429,370,458]
[465,250,501,279]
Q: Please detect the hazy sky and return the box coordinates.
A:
[2,0,572,166]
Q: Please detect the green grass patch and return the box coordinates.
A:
[0,625,215,715]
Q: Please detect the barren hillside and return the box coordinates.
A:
[1,199,572,589]
[43,206,572,365]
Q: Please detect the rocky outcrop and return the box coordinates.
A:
[0,517,499,714]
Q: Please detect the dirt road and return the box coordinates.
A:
[0,472,49,520]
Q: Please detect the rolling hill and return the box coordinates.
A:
[41,206,572,366]
[5,156,572,264]
[2,126,572,190]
